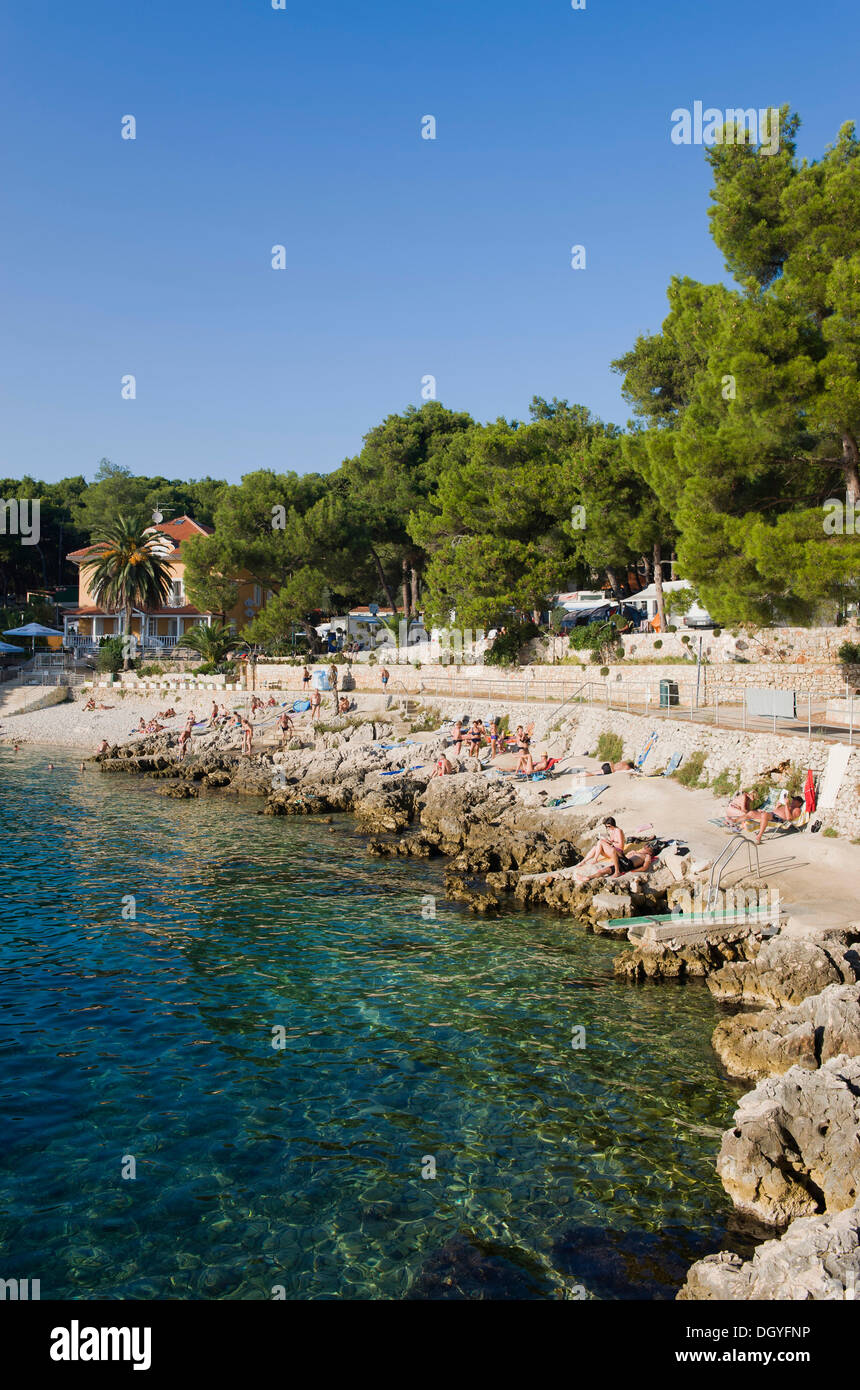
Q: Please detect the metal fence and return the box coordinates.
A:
[415,674,857,746]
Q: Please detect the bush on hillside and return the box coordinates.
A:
[485,621,540,667]
[594,731,624,764]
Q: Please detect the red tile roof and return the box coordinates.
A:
[65,604,209,617]
[67,515,213,563]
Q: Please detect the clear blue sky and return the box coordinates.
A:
[1,0,855,485]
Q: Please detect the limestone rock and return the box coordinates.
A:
[679,1204,860,1300]
[708,931,860,1008]
[717,1055,860,1228]
[615,924,764,981]
[712,983,860,1080]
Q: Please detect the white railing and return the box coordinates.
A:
[66,633,183,650]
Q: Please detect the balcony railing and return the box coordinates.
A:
[65,633,184,651]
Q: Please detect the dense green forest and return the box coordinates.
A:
[3,109,859,634]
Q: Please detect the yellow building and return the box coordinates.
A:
[63,516,270,654]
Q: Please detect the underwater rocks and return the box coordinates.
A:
[404,1234,554,1300]
[712,982,860,1081]
[679,1203,860,1300]
[707,931,860,1008]
[716,1055,860,1229]
[443,872,502,914]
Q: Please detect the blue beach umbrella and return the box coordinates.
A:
[0,640,24,654]
[3,622,64,655]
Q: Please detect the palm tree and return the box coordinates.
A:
[179,622,236,665]
[82,516,173,668]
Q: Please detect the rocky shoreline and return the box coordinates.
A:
[94,716,860,1300]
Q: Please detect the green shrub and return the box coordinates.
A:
[823,827,839,838]
[568,615,626,667]
[595,732,624,764]
[653,639,663,650]
[672,750,708,788]
[838,641,860,665]
[712,627,722,637]
[710,767,740,798]
[97,635,127,673]
[486,621,540,667]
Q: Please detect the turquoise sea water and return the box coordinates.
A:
[0,748,746,1300]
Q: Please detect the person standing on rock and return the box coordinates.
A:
[310,688,322,723]
[240,716,254,756]
[329,663,338,694]
[380,666,390,691]
[277,711,294,748]
[302,666,311,692]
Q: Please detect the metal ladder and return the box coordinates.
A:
[706,833,761,911]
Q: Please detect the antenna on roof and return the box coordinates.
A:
[151,503,176,526]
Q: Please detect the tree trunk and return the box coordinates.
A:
[605,567,624,602]
[410,565,420,615]
[841,431,860,505]
[124,602,133,669]
[369,547,397,612]
[401,560,410,621]
[653,542,667,634]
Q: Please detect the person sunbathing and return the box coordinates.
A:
[430,753,455,777]
[607,843,655,879]
[531,751,561,774]
[579,817,625,866]
[267,696,277,707]
[586,759,633,775]
[84,696,96,711]
[137,718,147,732]
[726,791,756,825]
[732,794,805,844]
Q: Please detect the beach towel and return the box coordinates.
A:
[554,785,608,807]
[292,699,312,712]
[632,751,682,779]
[818,742,852,809]
[634,732,659,769]
[804,768,817,814]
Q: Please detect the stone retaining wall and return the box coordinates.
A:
[252,660,857,699]
[566,705,860,840]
